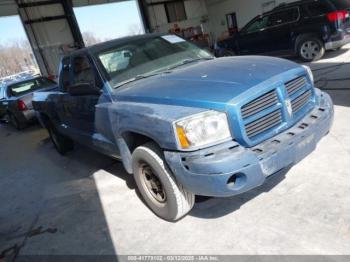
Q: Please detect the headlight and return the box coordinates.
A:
[174,111,232,149]
[302,65,314,84]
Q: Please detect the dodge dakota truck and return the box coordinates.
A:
[32,34,334,221]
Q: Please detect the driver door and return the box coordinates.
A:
[58,53,103,143]
[237,14,271,54]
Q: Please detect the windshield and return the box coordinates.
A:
[95,35,213,88]
[7,77,55,97]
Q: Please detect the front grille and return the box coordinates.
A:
[241,90,278,119]
[291,89,312,113]
[285,76,307,95]
[244,110,282,138]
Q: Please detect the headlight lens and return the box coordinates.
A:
[174,111,232,149]
[302,65,314,84]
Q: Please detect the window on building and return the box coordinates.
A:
[165,1,187,23]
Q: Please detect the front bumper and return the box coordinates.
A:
[164,92,334,197]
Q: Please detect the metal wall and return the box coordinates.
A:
[1,0,148,76]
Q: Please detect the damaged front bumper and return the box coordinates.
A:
[164,92,334,197]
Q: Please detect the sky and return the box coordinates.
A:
[74,0,144,41]
[0,0,144,45]
[0,15,27,45]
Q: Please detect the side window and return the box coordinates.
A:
[268,8,299,26]
[304,2,330,17]
[59,57,70,92]
[72,54,103,89]
[72,55,94,86]
[243,15,270,34]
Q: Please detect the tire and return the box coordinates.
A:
[297,36,325,62]
[47,123,74,155]
[132,142,195,221]
[8,112,26,130]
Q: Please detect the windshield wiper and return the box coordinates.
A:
[167,57,214,71]
[113,72,164,89]
[113,57,214,88]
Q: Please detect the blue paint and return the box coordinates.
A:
[165,92,333,197]
[32,34,334,198]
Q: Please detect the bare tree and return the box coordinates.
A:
[82,31,102,46]
[0,39,38,78]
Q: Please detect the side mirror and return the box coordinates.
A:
[67,83,101,96]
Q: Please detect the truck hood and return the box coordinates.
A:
[113,56,304,110]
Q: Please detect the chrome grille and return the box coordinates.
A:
[244,110,282,138]
[291,90,312,113]
[241,90,278,119]
[285,76,307,95]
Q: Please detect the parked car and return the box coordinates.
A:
[33,34,333,221]
[0,76,57,129]
[216,0,350,61]
[0,85,6,119]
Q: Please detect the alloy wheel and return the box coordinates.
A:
[300,41,320,60]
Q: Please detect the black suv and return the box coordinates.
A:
[217,0,350,61]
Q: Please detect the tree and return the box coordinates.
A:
[82,31,102,46]
[0,39,38,78]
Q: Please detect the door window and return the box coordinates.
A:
[71,54,103,89]
[72,55,95,86]
[243,15,270,34]
[268,7,299,26]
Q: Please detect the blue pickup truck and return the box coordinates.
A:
[32,34,334,221]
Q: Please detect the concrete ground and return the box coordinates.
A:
[1,45,350,259]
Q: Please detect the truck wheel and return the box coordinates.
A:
[8,112,25,130]
[297,36,325,62]
[47,124,73,155]
[132,142,195,221]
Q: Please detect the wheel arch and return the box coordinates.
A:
[117,131,163,174]
[294,33,324,54]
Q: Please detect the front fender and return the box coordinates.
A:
[108,101,206,173]
[110,101,206,150]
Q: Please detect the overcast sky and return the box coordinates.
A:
[0,0,144,45]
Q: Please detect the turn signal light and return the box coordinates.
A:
[176,126,190,148]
